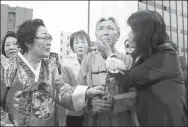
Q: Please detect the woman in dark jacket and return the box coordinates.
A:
[126,10,187,126]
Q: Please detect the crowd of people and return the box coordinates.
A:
[0,10,187,126]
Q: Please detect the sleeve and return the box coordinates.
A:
[111,90,137,114]
[77,54,90,86]
[130,61,166,88]
[0,65,14,126]
[114,50,133,69]
[54,68,88,111]
[76,54,93,114]
[61,65,76,86]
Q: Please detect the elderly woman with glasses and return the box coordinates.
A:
[77,17,137,126]
[0,19,107,126]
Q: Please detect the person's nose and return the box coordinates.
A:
[9,44,17,50]
[103,28,109,36]
[46,39,51,46]
[78,42,83,48]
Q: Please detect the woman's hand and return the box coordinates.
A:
[85,85,108,99]
[90,96,114,114]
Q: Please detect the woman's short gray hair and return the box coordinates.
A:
[95,17,120,36]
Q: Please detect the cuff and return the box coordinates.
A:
[72,85,89,111]
[112,92,137,114]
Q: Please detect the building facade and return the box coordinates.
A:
[138,0,187,60]
[59,31,75,65]
[1,4,33,43]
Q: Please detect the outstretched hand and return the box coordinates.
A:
[85,85,108,99]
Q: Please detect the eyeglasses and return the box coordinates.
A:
[35,35,52,42]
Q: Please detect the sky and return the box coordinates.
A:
[1,1,138,54]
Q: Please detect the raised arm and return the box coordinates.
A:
[54,66,107,112]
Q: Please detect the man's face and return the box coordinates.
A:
[95,20,119,48]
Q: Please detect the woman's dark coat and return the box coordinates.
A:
[129,44,187,126]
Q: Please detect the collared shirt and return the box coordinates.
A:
[18,52,41,82]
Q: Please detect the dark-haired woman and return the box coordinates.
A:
[1,31,18,66]
[126,10,187,126]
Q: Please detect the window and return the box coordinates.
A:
[163,6,167,11]
[148,5,155,11]
[166,25,170,31]
[184,35,187,55]
[166,31,171,41]
[164,11,170,26]
[171,32,177,45]
[171,26,177,33]
[60,56,62,59]
[67,36,70,40]
[184,18,187,34]
[139,2,147,10]
[170,1,176,10]
[147,1,154,7]
[7,12,16,30]
[171,13,177,28]
[156,8,163,17]
[183,1,187,18]
[60,48,62,51]
[178,34,184,56]
[163,1,169,7]
[155,1,163,9]
[181,47,187,52]
[178,16,183,29]
[61,40,63,44]
[61,33,63,36]
[177,1,182,12]
[183,13,187,18]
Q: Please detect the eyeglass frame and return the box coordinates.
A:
[35,34,52,42]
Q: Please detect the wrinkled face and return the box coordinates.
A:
[128,28,136,49]
[29,26,52,59]
[95,20,119,48]
[4,36,18,58]
[73,37,89,57]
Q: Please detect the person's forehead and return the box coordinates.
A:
[5,36,17,42]
[74,36,87,41]
[97,20,116,28]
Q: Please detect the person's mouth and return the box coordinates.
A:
[9,51,17,55]
[46,48,50,52]
[78,48,84,52]
[101,38,110,42]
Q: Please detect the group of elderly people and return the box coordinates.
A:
[1,10,187,126]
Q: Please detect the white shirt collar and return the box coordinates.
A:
[18,51,41,82]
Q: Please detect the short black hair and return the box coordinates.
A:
[1,31,17,57]
[127,10,167,59]
[70,30,91,52]
[17,19,45,53]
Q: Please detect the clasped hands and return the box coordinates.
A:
[86,85,114,114]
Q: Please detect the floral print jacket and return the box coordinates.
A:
[0,54,88,126]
